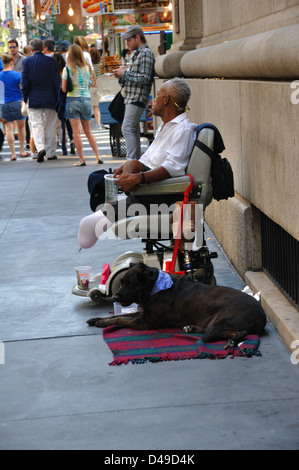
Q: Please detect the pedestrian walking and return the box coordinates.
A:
[8,39,25,73]
[90,47,102,130]
[21,38,61,162]
[112,25,155,160]
[62,44,103,166]
[43,38,55,57]
[0,53,28,161]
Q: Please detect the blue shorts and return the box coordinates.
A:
[65,97,92,120]
[1,100,25,122]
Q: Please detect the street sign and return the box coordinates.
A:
[8,29,20,38]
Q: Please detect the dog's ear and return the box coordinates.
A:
[129,262,137,268]
[129,262,145,269]
[145,270,158,282]
[141,265,159,285]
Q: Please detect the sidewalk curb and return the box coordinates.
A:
[245,271,299,358]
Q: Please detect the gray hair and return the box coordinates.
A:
[29,38,43,52]
[163,77,191,111]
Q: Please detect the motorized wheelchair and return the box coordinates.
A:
[72,123,221,303]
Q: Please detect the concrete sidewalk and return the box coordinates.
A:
[0,129,299,450]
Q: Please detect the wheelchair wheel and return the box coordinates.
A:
[109,124,126,158]
[109,269,128,297]
[89,288,103,303]
[194,265,216,285]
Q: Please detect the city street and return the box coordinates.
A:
[0,121,299,451]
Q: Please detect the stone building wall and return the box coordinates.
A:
[155,0,299,280]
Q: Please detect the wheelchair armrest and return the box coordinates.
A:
[131,175,192,196]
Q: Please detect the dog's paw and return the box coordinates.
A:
[183,325,194,333]
[86,318,101,327]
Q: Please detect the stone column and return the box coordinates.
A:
[155,0,204,78]
[170,0,203,51]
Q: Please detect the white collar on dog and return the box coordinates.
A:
[150,270,173,296]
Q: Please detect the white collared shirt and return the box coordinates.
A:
[139,113,197,177]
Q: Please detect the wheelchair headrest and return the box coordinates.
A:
[196,123,225,154]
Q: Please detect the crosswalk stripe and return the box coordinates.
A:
[0,126,149,162]
[0,128,110,161]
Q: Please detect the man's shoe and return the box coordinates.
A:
[48,155,58,160]
[37,150,46,162]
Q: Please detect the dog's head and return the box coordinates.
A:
[113,263,159,306]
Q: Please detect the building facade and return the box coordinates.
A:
[0,0,35,52]
[155,0,299,350]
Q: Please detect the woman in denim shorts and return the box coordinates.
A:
[0,53,29,161]
[62,44,103,166]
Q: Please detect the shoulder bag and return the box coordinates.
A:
[66,67,73,93]
[108,88,125,123]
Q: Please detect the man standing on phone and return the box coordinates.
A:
[112,25,155,160]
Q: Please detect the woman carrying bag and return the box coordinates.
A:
[62,44,103,166]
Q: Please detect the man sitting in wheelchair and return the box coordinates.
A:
[78,77,197,249]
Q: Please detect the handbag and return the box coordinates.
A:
[21,101,28,116]
[66,67,73,93]
[108,89,125,123]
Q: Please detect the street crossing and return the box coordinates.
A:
[0,122,150,164]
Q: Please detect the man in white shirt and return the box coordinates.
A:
[78,77,197,248]
[113,77,196,190]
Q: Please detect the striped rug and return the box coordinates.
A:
[103,326,262,365]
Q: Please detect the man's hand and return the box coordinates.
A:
[113,165,123,178]
[117,172,142,193]
[112,66,126,79]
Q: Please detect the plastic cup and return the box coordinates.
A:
[113,302,122,315]
[113,302,138,315]
[104,174,119,205]
[76,266,91,290]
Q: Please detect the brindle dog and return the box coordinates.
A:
[87,263,266,348]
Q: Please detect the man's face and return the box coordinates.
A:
[126,36,140,51]
[153,86,167,117]
[8,43,18,57]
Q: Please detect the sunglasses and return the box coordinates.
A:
[8,46,17,49]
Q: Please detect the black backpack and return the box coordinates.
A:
[195,124,234,201]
